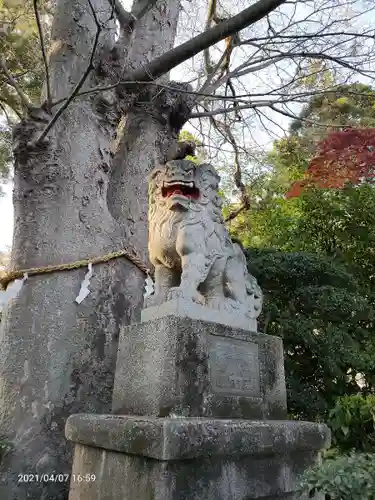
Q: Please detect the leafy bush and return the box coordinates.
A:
[328,394,375,452]
[245,248,375,422]
[299,452,375,500]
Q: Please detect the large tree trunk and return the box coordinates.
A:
[108,0,183,261]
[0,1,184,498]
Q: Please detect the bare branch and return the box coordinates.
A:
[199,46,231,95]
[204,0,218,76]
[190,100,272,118]
[0,98,22,120]
[225,125,250,219]
[117,0,287,88]
[270,104,339,129]
[34,0,102,145]
[33,0,51,106]
[240,50,373,81]
[206,113,250,221]
[224,202,248,223]
[41,0,285,141]
[240,30,375,45]
[51,79,279,108]
[0,102,17,125]
[0,57,32,112]
[201,56,285,98]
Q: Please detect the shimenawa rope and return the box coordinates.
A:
[0,249,153,291]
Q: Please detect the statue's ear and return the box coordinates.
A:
[198,163,221,185]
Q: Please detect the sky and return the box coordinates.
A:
[0,184,12,251]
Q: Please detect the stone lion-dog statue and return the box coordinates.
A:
[146,159,262,325]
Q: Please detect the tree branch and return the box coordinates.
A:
[224,124,250,220]
[190,100,271,118]
[270,104,340,129]
[0,57,32,112]
[0,98,22,120]
[117,0,286,88]
[55,80,359,108]
[224,202,248,223]
[37,0,286,142]
[197,55,285,99]
[199,46,231,96]
[204,0,218,76]
[33,0,51,106]
[0,102,17,124]
[205,111,250,222]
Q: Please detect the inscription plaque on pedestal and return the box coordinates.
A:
[113,317,286,419]
[209,337,261,397]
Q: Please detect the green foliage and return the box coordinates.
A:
[178,129,202,147]
[0,124,12,187]
[0,0,51,181]
[236,183,375,285]
[231,84,375,281]
[0,0,49,112]
[229,193,302,249]
[292,185,375,291]
[328,395,375,453]
[299,393,375,498]
[227,83,375,429]
[178,129,206,163]
[291,83,375,136]
[245,248,375,421]
[299,452,375,500]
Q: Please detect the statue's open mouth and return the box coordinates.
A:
[162,181,200,200]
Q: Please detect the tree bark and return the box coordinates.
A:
[108,0,183,263]
[0,0,170,498]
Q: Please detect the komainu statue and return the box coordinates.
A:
[146,159,262,327]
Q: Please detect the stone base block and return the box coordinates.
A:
[141,298,257,332]
[65,414,331,500]
[112,316,287,420]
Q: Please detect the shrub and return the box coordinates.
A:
[328,394,375,452]
[299,452,375,500]
[245,248,375,422]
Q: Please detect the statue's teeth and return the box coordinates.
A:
[165,181,194,186]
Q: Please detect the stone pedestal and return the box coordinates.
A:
[66,414,329,500]
[112,316,287,420]
[65,315,331,499]
[141,297,258,332]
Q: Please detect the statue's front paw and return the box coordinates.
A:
[167,287,184,300]
[167,287,204,305]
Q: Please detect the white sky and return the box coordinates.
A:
[0,184,13,251]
